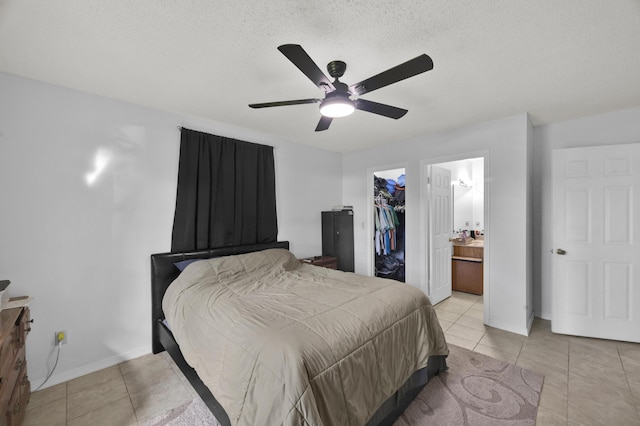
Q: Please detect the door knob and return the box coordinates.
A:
[556,248,567,255]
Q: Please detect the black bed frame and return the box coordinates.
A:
[150,241,446,426]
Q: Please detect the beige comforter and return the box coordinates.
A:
[163,248,448,426]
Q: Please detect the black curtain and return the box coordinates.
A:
[171,128,278,252]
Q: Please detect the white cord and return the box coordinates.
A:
[34,341,62,391]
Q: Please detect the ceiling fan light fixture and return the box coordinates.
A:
[319,97,355,118]
[250,44,434,131]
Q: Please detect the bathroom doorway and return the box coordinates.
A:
[425,157,486,308]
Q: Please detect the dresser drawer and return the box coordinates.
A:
[0,357,10,407]
[1,345,24,402]
[0,305,30,426]
[6,363,27,426]
[0,338,13,394]
[13,308,29,351]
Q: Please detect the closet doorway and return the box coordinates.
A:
[425,157,486,307]
[373,168,406,282]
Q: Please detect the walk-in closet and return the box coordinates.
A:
[373,168,406,282]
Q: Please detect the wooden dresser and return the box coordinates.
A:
[1,305,31,426]
[299,256,338,270]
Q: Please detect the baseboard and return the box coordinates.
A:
[31,345,152,390]
[526,310,535,335]
[485,318,529,337]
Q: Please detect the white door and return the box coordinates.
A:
[552,143,640,342]
[428,165,453,305]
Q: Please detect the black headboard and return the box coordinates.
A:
[150,241,290,354]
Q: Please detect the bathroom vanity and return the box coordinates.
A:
[451,239,483,295]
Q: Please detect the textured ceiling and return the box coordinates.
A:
[1,1,639,153]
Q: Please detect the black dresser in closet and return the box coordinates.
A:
[321,210,355,272]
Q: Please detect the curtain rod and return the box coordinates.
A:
[175,126,276,150]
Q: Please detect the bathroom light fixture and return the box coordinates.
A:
[319,96,355,118]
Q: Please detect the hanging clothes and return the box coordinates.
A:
[374,202,399,255]
[374,172,406,282]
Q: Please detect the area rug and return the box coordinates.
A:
[394,345,543,425]
[142,344,543,426]
[140,398,220,426]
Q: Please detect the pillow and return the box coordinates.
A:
[174,258,204,272]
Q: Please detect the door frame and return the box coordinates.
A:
[367,162,409,282]
[420,150,490,318]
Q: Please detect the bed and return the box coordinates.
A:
[151,241,448,426]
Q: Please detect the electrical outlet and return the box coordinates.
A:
[54,330,68,345]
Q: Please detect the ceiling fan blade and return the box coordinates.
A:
[249,98,321,108]
[350,54,434,96]
[278,44,335,91]
[355,99,408,119]
[315,116,333,131]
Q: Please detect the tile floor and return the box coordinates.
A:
[24,350,197,426]
[437,292,640,425]
[24,291,640,425]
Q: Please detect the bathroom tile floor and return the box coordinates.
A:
[24,291,640,425]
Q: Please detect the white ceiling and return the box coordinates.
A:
[1,1,639,153]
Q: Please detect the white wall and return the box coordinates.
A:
[471,158,485,230]
[0,72,342,388]
[343,114,533,335]
[532,106,640,319]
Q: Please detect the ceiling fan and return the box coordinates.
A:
[249,44,434,131]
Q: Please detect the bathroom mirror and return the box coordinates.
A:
[453,183,474,231]
[434,157,484,233]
